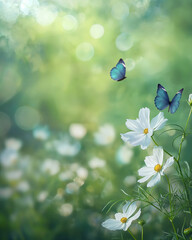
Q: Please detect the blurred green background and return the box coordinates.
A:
[0,0,192,239]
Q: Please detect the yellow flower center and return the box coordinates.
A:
[120,217,127,223]
[154,164,162,172]
[143,128,148,134]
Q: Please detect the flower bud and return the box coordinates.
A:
[188,94,192,106]
[138,219,145,226]
[184,227,192,235]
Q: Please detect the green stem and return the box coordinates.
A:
[170,219,178,240]
[165,174,178,238]
[176,107,192,215]
[127,229,137,240]
[177,107,192,162]
[141,227,144,240]
[165,174,173,216]
[151,136,175,160]
[176,160,192,215]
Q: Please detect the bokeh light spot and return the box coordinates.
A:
[124,58,136,71]
[90,24,104,39]
[63,15,78,31]
[76,42,94,61]
[20,0,39,16]
[33,5,58,26]
[116,33,133,51]
[112,2,129,19]
[15,106,40,130]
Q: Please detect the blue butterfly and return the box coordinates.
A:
[110,59,126,81]
[154,84,184,114]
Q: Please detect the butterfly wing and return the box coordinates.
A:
[110,58,126,81]
[154,84,170,110]
[169,88,184,114]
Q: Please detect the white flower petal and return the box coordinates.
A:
[138,166,155,176]
[151,112,168,131]
[144,156,156,167]
[124,209,141,231]
[123,221,131,231]
[121,132,146,146]
[140,135,151,150]
[115,213,123,220]
[122,202,131,213]
[153,147,163,165]
[162,157,174,173]
[102,219,123,231]
[125,119,143,132]
[138,175,152,183]
[139,108,150,129]
[124,202,137,218]
[188,94,192,104]
[147,173,161,187]
[128,209,141,222]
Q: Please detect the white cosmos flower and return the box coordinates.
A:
[188,94,192,106]
[138,147,174,187]
[121,107,167,150]
[102,202,141,231]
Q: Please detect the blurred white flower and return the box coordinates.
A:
[42,159,60,175]
[58,203,73,216]
[116,145,133,165]
[188,94,192,106]
[94,124,115,145]
[55,188,64,198]
[66,182,79,194]
[5,138,22,151]
[5,170,22,181]
[54,138,80,157]
[0,149,18,167]
[121,108,167,150]
[138,147,174,187]
[16,181,30,192]
[76,167,88,180]
[33,125,50,140]
[37,191,48,202]
[20,0,39,16]
[102,202,141,231]
[59,171,74,181]
[69,123,87,139]
[0,187,13,199]
[74,177,85,186]
[89,157,106,169]
[70,163,80,171]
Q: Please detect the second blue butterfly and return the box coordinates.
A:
[154,84,184,114]
[110,59,126,81]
